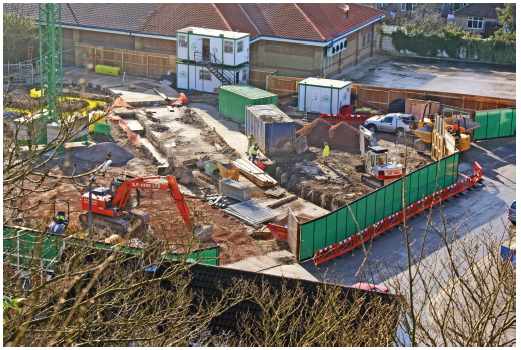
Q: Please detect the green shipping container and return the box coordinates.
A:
[219,84,278,123]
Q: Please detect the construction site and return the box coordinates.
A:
[3,11,516,279]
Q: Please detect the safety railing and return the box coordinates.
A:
[314,161,483,264]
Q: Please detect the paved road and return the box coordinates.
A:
[301,136,516,287]
[354,55,516,100]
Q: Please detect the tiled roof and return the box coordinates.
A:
[156,261,395,335]
[454,3,505,18]
[4,3,385,42]
[3,3,160,33]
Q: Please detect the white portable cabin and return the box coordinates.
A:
[297,78,352,114]
[176,62,249,93]
[176,27,250,66]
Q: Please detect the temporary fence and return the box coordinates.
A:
[3,226,220,273]
[473,108,516,141]
[298,152,460,261]
[314,161,483,264]
[320,113,379,125]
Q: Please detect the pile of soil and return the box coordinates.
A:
[328,122,360,149]
[75,142,135,166]
[6,89,40,110]
[296,118,331,147]
[58,99,89,113]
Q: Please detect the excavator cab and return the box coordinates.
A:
[47,199,70,235]
[110,174,140,210]
[362,146,405,188]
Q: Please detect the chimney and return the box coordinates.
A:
[345,5,350,19]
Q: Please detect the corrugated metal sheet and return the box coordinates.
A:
[245,104,295,156]
[219,85,278,123]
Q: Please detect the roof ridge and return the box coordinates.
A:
[237,3,261,37]
[293,3,326,41]
[212,3,233,31]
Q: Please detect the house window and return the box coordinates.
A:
[401,3,415,11]
[224,40,233,53]
[237,40,244,53]
[467,17,483,29]
[362,35,366,47]
[178,35,187,48]
[199,69,212,81]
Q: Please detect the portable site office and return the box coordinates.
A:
[176,62,249,93]
[298,77,352,114]
[176,27,250,65]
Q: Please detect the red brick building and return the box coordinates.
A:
[4,3,386,78]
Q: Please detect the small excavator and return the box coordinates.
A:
[356,126,405,188]
[47,199,71,235]
[79,174,193,234]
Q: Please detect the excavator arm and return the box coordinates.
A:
[111,175,193,228]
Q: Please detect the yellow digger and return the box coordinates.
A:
[411,116,480,153]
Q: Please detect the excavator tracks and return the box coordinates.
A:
[79,210,150,235]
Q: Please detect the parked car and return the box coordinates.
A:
[351,283,389,293]
[508,200,516,224]
[363,113,414,137]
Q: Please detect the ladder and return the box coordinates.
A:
[27,46,34,61]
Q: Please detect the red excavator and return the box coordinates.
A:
[79,174,192,234]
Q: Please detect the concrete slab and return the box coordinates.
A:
[190,103,247,155]
[122,118,145,135]
[224,250,319,281]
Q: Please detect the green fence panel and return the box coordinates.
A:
[437,158,447,189]
[487,110,501,138]
[513,109,516,135]
[499,109,514,137]
[365,193,377,228]
[375,189,387,223]
[346,202,358,239]
[393,181,404,213]
[313,217,327,257]
[325,212,339,247]
[474,111,488,140]
[426,162,438,194]
[417,167,429,199]
[407,171,420,206]
[383,185,395,218]
[300,223,315,260]
[336,206,348,242]
[449,153,459,184]
[355,197,367,232]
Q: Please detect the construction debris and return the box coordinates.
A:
[231,157,278,188]
[224,200,279,226]
[264,187,286,198]
[205,194,238,208]
[153,88,171,102]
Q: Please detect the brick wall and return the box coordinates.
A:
[80,31,135,50]
[61,28,76,66]
[143,37,176,55]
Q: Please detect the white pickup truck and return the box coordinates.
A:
[363,113,414,137]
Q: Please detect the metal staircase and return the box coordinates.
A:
[193,52,236,86]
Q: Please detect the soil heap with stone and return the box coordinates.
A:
[75,142,135,166]
[296,118,331,147]
[328,122,360,149]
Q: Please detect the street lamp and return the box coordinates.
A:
[88,160,112,236]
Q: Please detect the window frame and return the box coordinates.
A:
[237,40,244,53]
[199,69,212,81]
[224,40,233,54]
[467,17,484,29]
[178,34,187,48]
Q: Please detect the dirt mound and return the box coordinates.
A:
[75,142,135,166]
[6,89,40,110]
[328,122,360,149]
[296,118,331,147]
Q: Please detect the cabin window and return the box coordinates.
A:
[237,40,244,52]
[241,70,247,81]
[224,40,233,53]
[199,69,212,81]
[178,35,187,48]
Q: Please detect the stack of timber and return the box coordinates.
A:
[231,157,277,188]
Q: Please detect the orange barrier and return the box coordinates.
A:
[314,162,483,264]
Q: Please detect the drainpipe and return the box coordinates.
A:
[370,23,375,57]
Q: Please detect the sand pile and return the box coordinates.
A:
[328,122,360,149]
[75,142,135,166]
[296,119,331,147]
